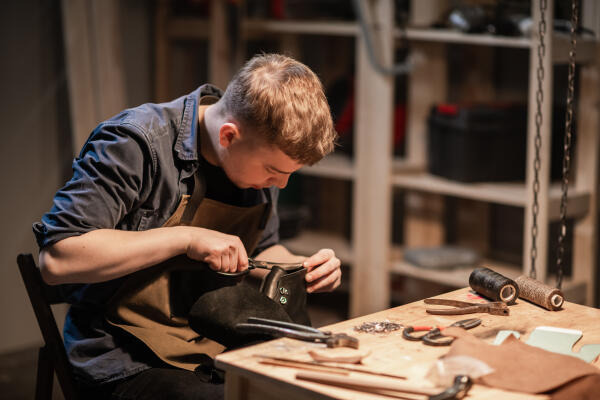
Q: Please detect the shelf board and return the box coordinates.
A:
[281,230,353,265]
[298,155,425,180]
[390,248,521,288]
[392,172,526,206]
[298,153,354,180]
[401,29,597,63]
[170,18,596,64]
[392,158,424,173]
[392,172,589,219]
[243,21,533,47]
[390,248,585,303]
[296,160,589,219]
[402,28,532,48]
[243,19,358,37]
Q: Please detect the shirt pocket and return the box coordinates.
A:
[137,210,158,231]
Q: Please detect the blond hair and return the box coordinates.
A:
[221,53,337,165]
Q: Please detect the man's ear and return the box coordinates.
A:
[218,122,241,148]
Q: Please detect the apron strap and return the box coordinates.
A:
[180,172,206,226]
[258,188,273,230]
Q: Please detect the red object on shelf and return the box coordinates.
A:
[334,87,406,150]
[436,103,459,116]
[335,90,354,137]
[394,103,406,148]
[270,0,285,19]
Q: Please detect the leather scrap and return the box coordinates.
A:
[550,374,600,400]
[442,326,600,394]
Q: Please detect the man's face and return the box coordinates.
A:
[220,132,304,190]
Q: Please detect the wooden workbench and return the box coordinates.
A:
[215,288,600,400]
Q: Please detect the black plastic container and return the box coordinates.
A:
[427,103,528,182]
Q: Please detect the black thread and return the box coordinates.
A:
[469,267,519,305]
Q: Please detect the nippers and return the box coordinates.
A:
[216,258,304,278]
[235,317,359,349]
[424,298,510,316]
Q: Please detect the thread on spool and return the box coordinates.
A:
[469,267,519,305]
[515,275,564,311]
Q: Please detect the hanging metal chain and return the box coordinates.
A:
[396,4,410,53]
[556,0,578,290]
[530,0,548,280]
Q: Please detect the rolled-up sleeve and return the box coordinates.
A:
[33,122,154,249]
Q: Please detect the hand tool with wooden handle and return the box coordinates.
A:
[255,355,406,379]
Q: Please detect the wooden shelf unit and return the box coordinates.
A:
[283,229,587,305]
[157,0,599,314]
[350,0,598,314]
[253,1,599,314]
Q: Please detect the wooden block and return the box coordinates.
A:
[409,0,448,27]
[454,198,490,255]
[403,192,445,247]
[449,46,495,103]
[317,178,351,239]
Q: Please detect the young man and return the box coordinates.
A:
[33,54,340,399]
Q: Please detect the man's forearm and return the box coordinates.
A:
[39,227,191,285]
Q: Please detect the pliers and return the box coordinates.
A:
[216,259,304,277]
[235,317,359,349]
[424,298,510,316]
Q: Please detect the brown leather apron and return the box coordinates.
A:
[106,107,272,372]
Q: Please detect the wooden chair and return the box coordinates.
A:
[17,253,79,400]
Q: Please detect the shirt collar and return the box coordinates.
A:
[174,83,223,162]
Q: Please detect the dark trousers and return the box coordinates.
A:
[80,368,224,400]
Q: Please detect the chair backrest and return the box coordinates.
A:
[17,253,78,400]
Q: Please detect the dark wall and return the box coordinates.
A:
[0,0,72,353]
[0,0,154,353]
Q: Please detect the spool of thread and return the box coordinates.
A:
[469,267,519,304]
[515,275,564,311]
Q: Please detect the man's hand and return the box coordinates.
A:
[303,248,342,293]
[185,227,248,273]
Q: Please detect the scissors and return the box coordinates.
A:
[216,258,304,278]
[402,318,481,346]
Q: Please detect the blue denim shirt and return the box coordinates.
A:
[32,84,280,385]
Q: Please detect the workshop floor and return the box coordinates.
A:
[0,298,348,400]
[0,346,65,400]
